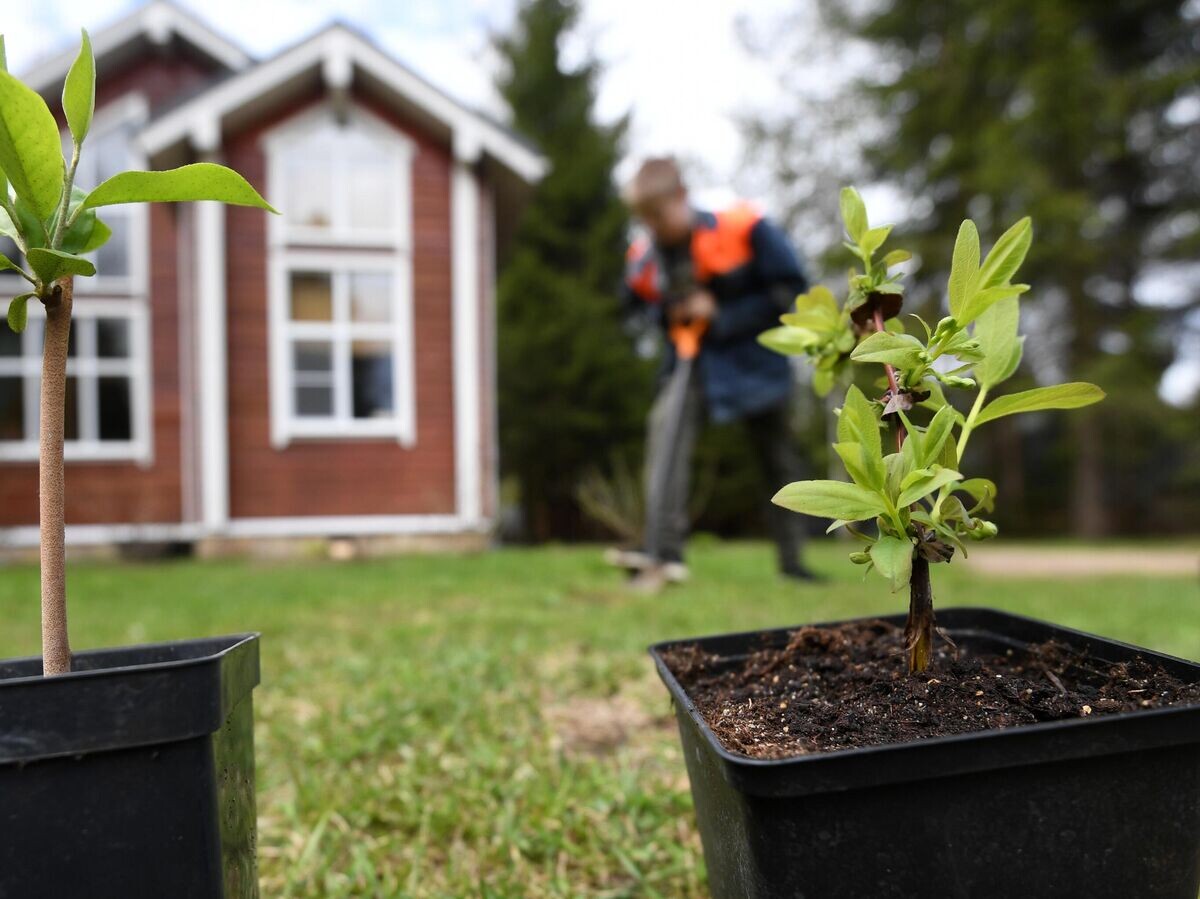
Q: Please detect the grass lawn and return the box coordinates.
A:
[0,540,1197,897]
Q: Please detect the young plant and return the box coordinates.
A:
[762,188,1104,673]
[0,31,275,676]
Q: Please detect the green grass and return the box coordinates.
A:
[0,541,1197,897]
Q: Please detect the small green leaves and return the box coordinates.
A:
[897,465,963,507]
[772,479,887,522]
[833,441,885,492]
[84,163,278,212]
[978,216,1032,290]
[974,382,1106,426]
[27,248,96,283]
[918,405,957,468]
[63,29,95,146]
[947,220,980,319]
[6,293,30,332]
[838,384,883,461]
[850,331,927,368]
[840,186,868,243]
[870,535,913,592]
[972,296,1023,388]
[0,68,65,219]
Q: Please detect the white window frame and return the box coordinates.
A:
[0,299,152,462]
[264,102,416,447]
[0,94,153,464]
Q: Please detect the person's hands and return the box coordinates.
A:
[670,289,717,324]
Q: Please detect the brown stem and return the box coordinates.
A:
[40,277,72,676]
[905,552,934,673]
[872,307,905,450]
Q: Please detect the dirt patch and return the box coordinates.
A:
[965,546,1199,578]
[663,619,1200,760]
[545,695,653,755]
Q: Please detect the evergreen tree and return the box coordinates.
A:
[751,0,1200,535]
[495,0,652,538]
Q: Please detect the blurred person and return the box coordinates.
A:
[613,157,818,592]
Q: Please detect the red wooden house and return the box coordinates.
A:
[0,2,543,553]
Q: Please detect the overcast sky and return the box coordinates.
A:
[4,0,792,201]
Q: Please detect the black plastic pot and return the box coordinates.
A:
[651,607,1200,899]
[0,633,260,899]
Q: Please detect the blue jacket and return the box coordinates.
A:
[624,206,809,423]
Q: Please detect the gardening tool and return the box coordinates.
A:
[641,300,708,568]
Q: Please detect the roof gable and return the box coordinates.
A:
[22,1,251,95]
[138,23,545,185]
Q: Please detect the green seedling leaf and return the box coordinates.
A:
[832,441,885,492]
[975,382,1105,426]
[838,384,883,463]
[978,216,1032,289]
[859,225,892,257]
[27,247,96,283]
[850,331,927,368]
[772,479,887,522]
[898,465,963,507]
[954,478,997,514]
[0,252,21,274]
[957,283,1028,328]
[870,535,913,592]
[972,295,1023,388]
[758,325,819,355]
[84,163,278,212]
[947,219,979,319]
[0,69,65,219]
[882,249,911,268]
[919,404,957,468]
[6,292,30,332]
[78,216,111,253]
[63,29,95,145]
[840,186,868,243]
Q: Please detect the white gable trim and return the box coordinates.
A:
[452,160,483,522]
[138,25,546,184]
[22,1,251,94]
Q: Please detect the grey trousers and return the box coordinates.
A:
[643,366,807,573]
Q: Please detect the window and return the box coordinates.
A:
[0,303,150,461]
[266,104,416,447]
[0,95,151,463]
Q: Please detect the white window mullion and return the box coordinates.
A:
[332,271,352,423]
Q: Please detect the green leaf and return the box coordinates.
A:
[957,283,1028,328]
[84,163,278,212]
[839,186,867,243]
[0,69,65,219]
[850,331,927,368]
[0,252,19,273]
[975,382,1106,426]
[63,29,95,146]
[870,535,913,592]
[6,292,30,332]
[79,216,111,253]
[947,219,979,319]
[838,384,882,463]
[920,404,957,468]
[978,216,1032,289]
[27,247,96,282]
[882,249,912,268]
[954,478,997,514]
[772,479,887,522]
[832,441,884,492]
[758,325,818,356]
[972,296,1023,388]
[859,225,892,257]
[898,465,964,507]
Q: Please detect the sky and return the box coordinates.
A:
[3,0,790,202]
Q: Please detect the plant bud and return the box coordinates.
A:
[848,551,871,565]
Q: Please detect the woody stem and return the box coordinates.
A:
[872,307,905,451]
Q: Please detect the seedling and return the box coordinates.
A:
[761,188,1104,672]
[0,31,275,675]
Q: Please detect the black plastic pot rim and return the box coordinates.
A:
[650,606,1200,780]
[0,633,258,687]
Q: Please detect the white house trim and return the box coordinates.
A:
[138,25,546,185]
[451,158,482,522]
[22,1,251,95]
[196,198,229,532]
[0,513,488,548]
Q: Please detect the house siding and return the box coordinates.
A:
[224,91,460,520]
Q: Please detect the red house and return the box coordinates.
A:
[0,2,543,554]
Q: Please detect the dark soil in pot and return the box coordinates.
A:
[663,618,1200,758]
